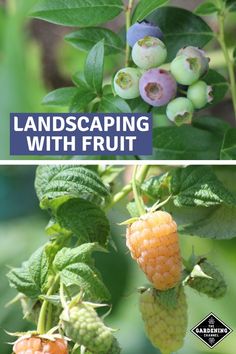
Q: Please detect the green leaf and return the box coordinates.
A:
[170,166,236,207]
[7,247,49,298]
[220,128,236,159]
[35,165,110,208]
[128,97,150,113]
[180,204,236,239]
[225,0,236,12]
[192,115,230,137]
[203,69,229,106]
[99,95,131,113]
[54,243,110,301]
[69,90,96,113]
[72,71,90,89]
[147,6,214,61]
[30,0,124,27]
[65,27,125,55]
[147,123,222,160]
[55,198,110,247]
[42,87,78,107]
[233,48,236,64]
[132,0,169,23]
[84,40,104,94]
[141,173,170,200]
[195,2,219,15]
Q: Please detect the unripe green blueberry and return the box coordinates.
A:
[177,46,210,76]
[114,68,141,99]
[167,97,194,126]
[170,55,202,85]
[132,36,167,70]
[187,81,213,109]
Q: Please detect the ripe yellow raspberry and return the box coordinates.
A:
[139,287,188,354]
[13,336,68,354]
[126,211,182,290]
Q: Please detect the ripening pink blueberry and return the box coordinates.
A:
[139,69,177,107]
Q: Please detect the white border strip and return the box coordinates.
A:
[0,160,235,165]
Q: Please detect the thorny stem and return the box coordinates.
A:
[216,1,236,119]
[125,0,135,66]
[37,274,60,334]
[132,166,146,216]
[107,165,150,209]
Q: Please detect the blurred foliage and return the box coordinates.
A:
[0,165,235,353]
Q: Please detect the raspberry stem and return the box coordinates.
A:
[125,0,135,66]
[132,165,146,216]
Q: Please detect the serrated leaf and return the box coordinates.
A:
[170,166,235,207]
[220,128,236,160]
[65,28,125,55]
[54,244,110,301]
[84,40,104,94]
[55,198,110,247]
[195,2,219,15]
[30,0,124,27]
[42,87,78,107]
[203,69,229,106]
[7,247,49,298]
[99,95,131,113]
[132,0,169,23]
[147,6,214,61]
[180,204,236,239]
[141,173,170,200]
[35,165,110,208]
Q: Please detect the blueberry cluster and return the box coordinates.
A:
[114,21,214,126]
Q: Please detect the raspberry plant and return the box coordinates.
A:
[6,165,236,353]
[29,0,236,159]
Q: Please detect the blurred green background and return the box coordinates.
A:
[0,0,236,159]
[0,165,235,354]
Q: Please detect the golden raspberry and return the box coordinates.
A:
[140,287,188,353]
[126,211,182,290]
[13,336,68,354]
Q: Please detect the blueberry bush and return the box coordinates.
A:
[29,0,236,160]
[6,165,236,353]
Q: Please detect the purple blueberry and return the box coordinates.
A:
[127,21,163,48]
[139,69,177,107]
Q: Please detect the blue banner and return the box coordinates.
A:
[10,113,152,156]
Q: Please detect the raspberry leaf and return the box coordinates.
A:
[35,165,110,208]
[53,198,110,247]
[170,166,236,207]
[30,0,124,27]
[147,6,214,61]
[7,247,49,298]
[54,244,110,301]
[65,28,125,55]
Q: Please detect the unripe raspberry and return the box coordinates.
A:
[187,260,227,298]
[61,303,113,353]
[126,211,182,290]
[139,69,177,107]
[170,54,202,85]
[187,80,213,109]
[114,67,141,99]
[139,287,188,354]
[132,36,167,70]
[13,336,68,354]
[177,46,210,76]
[86,337,121,354]
[127,21,163,48]
[166,97,194,126]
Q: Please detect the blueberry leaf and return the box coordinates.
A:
[132,0,169,24]
[202,69,229,106]
[195,2,220,15]
[147,6,214,61]
[99,95,132,113]
[42,87,78,107]
[220,128,236,159]
[30,0,124,27]
[65,27,125,55]
[84,40,104,94]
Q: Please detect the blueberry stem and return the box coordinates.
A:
[216,1,236,119]
[125,0,135,66]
